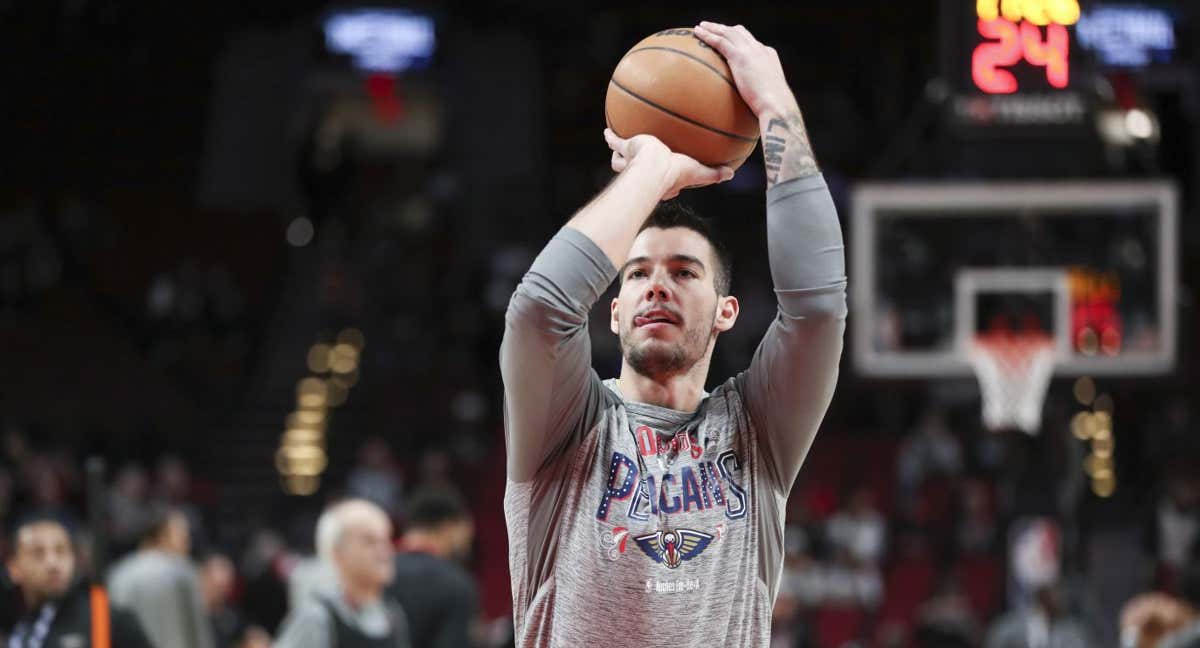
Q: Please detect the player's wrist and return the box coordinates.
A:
[628,148,676,197]
[756,96,802,132]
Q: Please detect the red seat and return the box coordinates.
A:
[815,605,866,648]
[957,555,1002,621]
[880,559,936,626]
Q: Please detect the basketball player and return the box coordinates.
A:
[500,21,845,645]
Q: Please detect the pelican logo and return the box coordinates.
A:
[633,528,714,569]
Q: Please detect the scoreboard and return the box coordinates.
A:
[942,0,1093,134]
[971,0,1080,94]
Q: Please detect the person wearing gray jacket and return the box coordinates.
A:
[275,499,410,648]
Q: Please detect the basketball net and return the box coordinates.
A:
[966,331,1056,435]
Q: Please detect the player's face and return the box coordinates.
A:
[611,227,737,378]
[7,522,76,603]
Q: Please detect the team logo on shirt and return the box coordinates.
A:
[633,528,714,569]
[595,450,748,522]
[635,425,703,460]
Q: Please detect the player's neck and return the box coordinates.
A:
[616,357,710,412]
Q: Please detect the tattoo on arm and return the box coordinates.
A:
[762,112,819,186]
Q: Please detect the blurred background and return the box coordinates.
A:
[0,1,1197,647]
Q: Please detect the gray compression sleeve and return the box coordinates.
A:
[500,226,617,482]
[739,173,847,491]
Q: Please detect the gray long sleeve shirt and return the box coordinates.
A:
[500,174,846,647]
[107,550,215,648]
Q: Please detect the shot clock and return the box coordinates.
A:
[941,0,1094,136]
[971,0,1080,94]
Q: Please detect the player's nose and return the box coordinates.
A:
[644,267,673,301]
[644,283,670,302]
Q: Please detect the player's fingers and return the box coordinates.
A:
[693,23,731,55]
[603,128,627,155]
[700,21,754,49]
[682,160,733,186]
[611,151,628,173]
[697,21,731,35]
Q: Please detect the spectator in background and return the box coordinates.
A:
[1156,466,1200,583]
[25,457,79,529]
[240,529,292,635]
[915,573,978,648]
[200,552,240,648]
[108,505,214,648]
[897,406,963,510]
[827,486,886,566]
[5,514,152,647]
[780,524,825,610]
[346,438,404,520]
[108,463,150,551]
[985,583,1090,648]
[958,478,998,555]
[387,489,478,648]
[288,550,338,613]
[157,455,208,551]
[413,447,454,492]
[275,499,410,648]
[823,545,883,609]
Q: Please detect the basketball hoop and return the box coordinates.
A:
[967,330,1057,434]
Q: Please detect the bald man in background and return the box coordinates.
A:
[275,499,410,648]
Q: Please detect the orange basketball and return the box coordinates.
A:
[605,28,759,169]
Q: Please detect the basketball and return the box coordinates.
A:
[605,28,759,169]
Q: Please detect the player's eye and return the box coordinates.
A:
[628,269,646,279]
[676,269,696,279]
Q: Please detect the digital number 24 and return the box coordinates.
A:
[972,19,1068,94]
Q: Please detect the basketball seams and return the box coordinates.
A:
[608,79,758,144]
[624,46,735,87]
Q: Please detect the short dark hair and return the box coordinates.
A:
[134,504,183,547]
[8,511,74,554]
[405,489,470,530]
[637,201,733,295]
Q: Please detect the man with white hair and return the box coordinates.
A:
[275,499,411,648]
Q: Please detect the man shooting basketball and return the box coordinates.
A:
[500,21,845,646]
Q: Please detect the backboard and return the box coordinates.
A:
[852,181,1178,377]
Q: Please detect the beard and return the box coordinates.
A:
[620,307,716,379]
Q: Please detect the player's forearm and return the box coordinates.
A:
[565,151,673,269]
[500,227,613,482]
[742,174,846,491]
[766,174,847,318]
[759,100,820,188]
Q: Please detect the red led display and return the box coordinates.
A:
[971,1,1078,94]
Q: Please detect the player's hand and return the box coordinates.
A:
[692,22,797,121]
[604,128,733,200]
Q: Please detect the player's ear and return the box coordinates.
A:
[714,295,739,332]
[5,557,22,582]
[610,298,621,335]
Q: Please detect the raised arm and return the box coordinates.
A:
[501,135,733,482]
[695,22,847,490]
